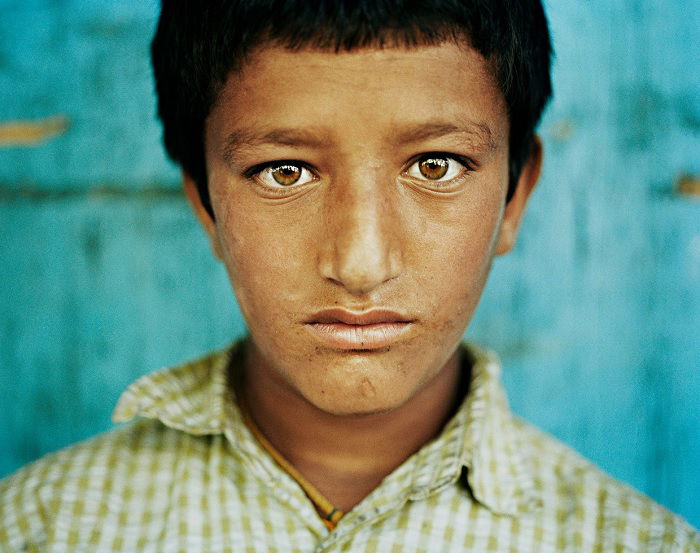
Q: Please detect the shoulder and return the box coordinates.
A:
[513,418,700,552]
[0,418,206,550]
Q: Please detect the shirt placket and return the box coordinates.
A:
[222,404,330,541]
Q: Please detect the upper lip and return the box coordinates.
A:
[306,308,414,325]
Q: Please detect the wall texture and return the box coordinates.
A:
[1,0,698,528]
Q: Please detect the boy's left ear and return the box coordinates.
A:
[495,136,543,255]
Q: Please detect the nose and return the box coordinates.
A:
[319,173,402,295]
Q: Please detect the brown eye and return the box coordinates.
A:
[254,163,316,189]
[271,164,302,186]
[418,158,449,180]
[405,155,465,184]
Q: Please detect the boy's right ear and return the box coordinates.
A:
[182,172,223,260]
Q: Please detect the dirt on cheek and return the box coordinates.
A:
[359,377,377,398]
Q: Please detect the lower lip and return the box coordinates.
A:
[305,322,412,350]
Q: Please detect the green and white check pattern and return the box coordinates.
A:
[1,342,698,552]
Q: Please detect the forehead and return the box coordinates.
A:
[208,42,508,152]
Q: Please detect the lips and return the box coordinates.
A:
[305,308,415,350]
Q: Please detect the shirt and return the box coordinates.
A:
[1,341,698,553]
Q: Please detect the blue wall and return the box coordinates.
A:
[1,0,698,528]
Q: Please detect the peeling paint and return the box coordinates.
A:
[548,119,575,142]
[0,115,69,147]
[675,174,700,198]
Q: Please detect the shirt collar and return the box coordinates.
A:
[113,340,541,516]
[112,343,239,435]
[401,343,542,516]
[456,344,542,515]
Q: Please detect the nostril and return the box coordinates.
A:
[331,256,399,295]
[326,276,344,287]
[318,222,404,294]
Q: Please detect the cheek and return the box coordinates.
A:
[212,197,311,324]
[411,192,505,299]
[405,196,504,354]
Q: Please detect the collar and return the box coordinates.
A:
[401,343,542,516]
[455,344,542,515]
[113,341,542,516]
[112,343,238,435]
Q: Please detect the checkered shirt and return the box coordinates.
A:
[1,342,698,552]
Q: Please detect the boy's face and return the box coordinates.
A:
[187,41,539,415]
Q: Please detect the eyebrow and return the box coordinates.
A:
[223,127,328,164]
[222,119,496,164]
[393,121,496,151]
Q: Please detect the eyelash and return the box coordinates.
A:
[403,153,475,186]
[242,153,475,191]
[242,160,311,180]
[242,160,317,194]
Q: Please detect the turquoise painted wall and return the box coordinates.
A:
[1,0,698,528]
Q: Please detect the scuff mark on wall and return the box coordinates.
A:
[676,174,700,198]
[548,119,575,142]
[0,115,69,147]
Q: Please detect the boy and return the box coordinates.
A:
[1,1,698,551]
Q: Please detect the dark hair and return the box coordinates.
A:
[152,0,553,216]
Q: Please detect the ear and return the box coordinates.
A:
[494,137,543,255]
[182,172,223,260]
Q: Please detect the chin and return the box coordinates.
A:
[300,381,414,418]
[310,400,402,418]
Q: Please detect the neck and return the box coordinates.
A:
[238,344,466,512]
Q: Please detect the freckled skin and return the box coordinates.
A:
[184,41,541,509]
